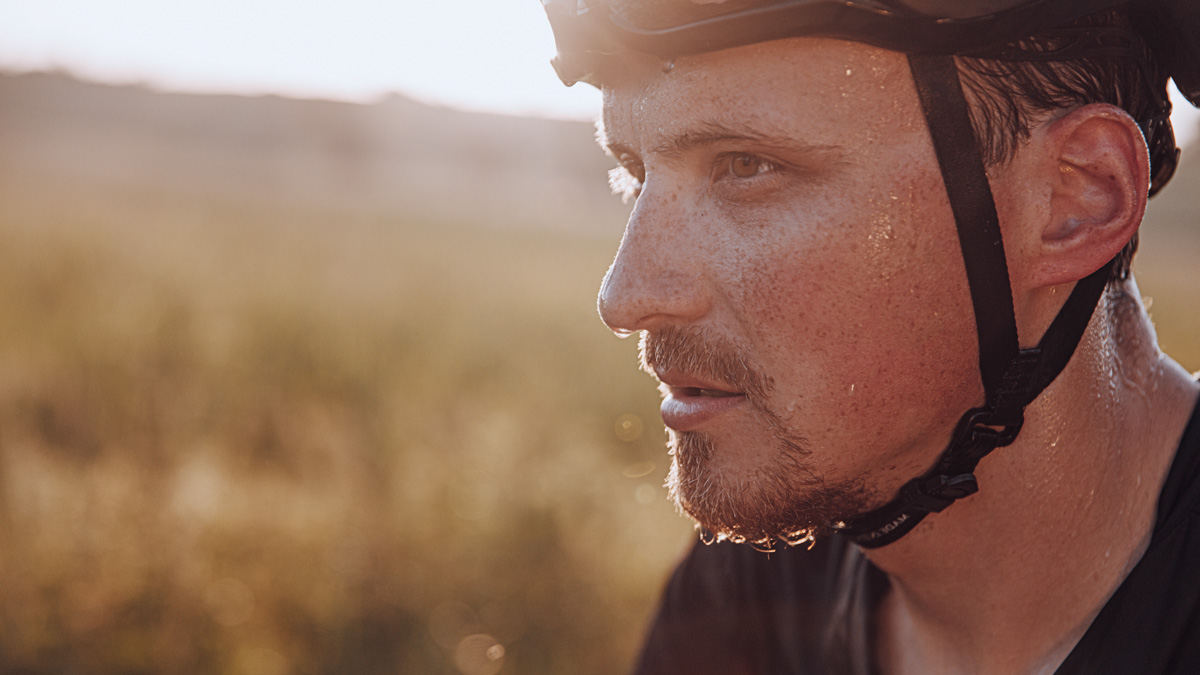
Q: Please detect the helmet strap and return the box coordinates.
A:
[839,54,1114,549]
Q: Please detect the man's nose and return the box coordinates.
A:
[597,193,711,334]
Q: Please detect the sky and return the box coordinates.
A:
[0,0,1197,146]
[0,0,603,120]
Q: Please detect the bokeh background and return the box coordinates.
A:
[1,3,1198,674]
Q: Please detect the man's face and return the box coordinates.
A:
[598,39,988,547]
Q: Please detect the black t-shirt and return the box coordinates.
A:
[633,399,1200,674]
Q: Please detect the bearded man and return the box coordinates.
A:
[543,1,1200,672]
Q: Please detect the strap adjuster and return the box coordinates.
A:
[914,472,979,513]
[949,407,1023,464]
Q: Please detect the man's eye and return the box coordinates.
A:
[725,153,773,179]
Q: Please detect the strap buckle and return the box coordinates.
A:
[909,405,1023,514]
[949,407,1023,465]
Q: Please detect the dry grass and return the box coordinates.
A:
[0,176,692,674]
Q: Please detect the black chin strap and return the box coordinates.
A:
[837,54,1115,549]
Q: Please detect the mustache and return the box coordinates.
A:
[638,325,773,405]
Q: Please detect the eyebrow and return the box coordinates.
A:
[601,120,845,164]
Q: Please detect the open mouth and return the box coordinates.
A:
[658,376,748,432]
[675,386,741,399]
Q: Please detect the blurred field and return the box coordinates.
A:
[0,73,1196,675]
[0,173,698,674]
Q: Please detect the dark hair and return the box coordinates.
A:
[955,9,1178,282]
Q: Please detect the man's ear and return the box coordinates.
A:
[1025,103,1149,289]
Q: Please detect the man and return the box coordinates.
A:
[543,1,1200,672]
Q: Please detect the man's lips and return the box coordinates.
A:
[655,369,746,432]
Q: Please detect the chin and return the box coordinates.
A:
[666,429,873,551]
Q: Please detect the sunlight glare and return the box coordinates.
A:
[0,0,601,119]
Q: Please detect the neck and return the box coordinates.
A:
[867,279,1199,674]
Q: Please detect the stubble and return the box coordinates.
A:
[642,325,873,550]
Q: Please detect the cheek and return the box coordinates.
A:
[729,169,983,449]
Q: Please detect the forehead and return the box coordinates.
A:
[599,38,919,155]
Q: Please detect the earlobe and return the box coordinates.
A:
[1031,104,1149,288]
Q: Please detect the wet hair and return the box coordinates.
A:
[956,9,1178,282]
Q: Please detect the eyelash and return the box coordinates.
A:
[608,161,645,203]
[715,153,779,182]
[607,152,780,203]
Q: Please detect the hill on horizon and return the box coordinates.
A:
[0,70,632,235]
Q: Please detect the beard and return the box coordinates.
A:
[642,326,873,551]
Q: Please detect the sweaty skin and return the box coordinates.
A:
[597,38,1200,673]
